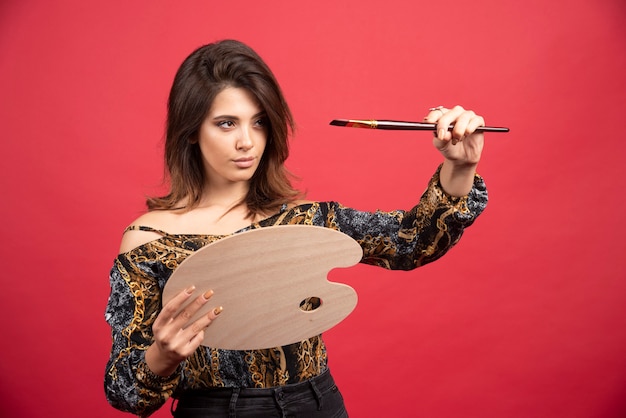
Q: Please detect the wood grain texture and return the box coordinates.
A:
[163,225,362,350]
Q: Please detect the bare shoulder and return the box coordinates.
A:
[118,211,173,254]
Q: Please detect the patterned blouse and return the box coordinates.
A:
[104,167,487,417]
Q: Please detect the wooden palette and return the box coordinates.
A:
[162,225,362,350]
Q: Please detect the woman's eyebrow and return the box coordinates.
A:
[211,111,266,120]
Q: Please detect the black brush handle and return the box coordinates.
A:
[330,119,509,133]
[377,120,509,132]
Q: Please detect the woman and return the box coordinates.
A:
[104,39,488,417]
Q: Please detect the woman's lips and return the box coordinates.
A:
[233,157,255,168]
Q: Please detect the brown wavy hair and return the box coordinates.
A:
[147,39,300,215]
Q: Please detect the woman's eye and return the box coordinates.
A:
[217,120,235,128]
[255,117,267,127]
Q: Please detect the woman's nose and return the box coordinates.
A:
[236,127,254,150]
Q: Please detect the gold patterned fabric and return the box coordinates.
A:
[104,166,487,416]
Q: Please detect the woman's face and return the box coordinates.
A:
[198,87,268,188]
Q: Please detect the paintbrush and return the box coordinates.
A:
[330,119,509,133]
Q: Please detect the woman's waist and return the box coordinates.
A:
[180,338,329,388]
[176,367,335,400]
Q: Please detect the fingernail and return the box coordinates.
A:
[203,290,214,300]
[185,285,196,294]
[213,306,223,316]
[438,128,446,140]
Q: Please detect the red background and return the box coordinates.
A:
[1,1,625,417]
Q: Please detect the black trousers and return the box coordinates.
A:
[172,369,348,418]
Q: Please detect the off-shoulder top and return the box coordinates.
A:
[104,167,488,417]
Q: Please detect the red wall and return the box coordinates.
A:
[1,1,625,417]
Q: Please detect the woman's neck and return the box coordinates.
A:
[197,181,250,209]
